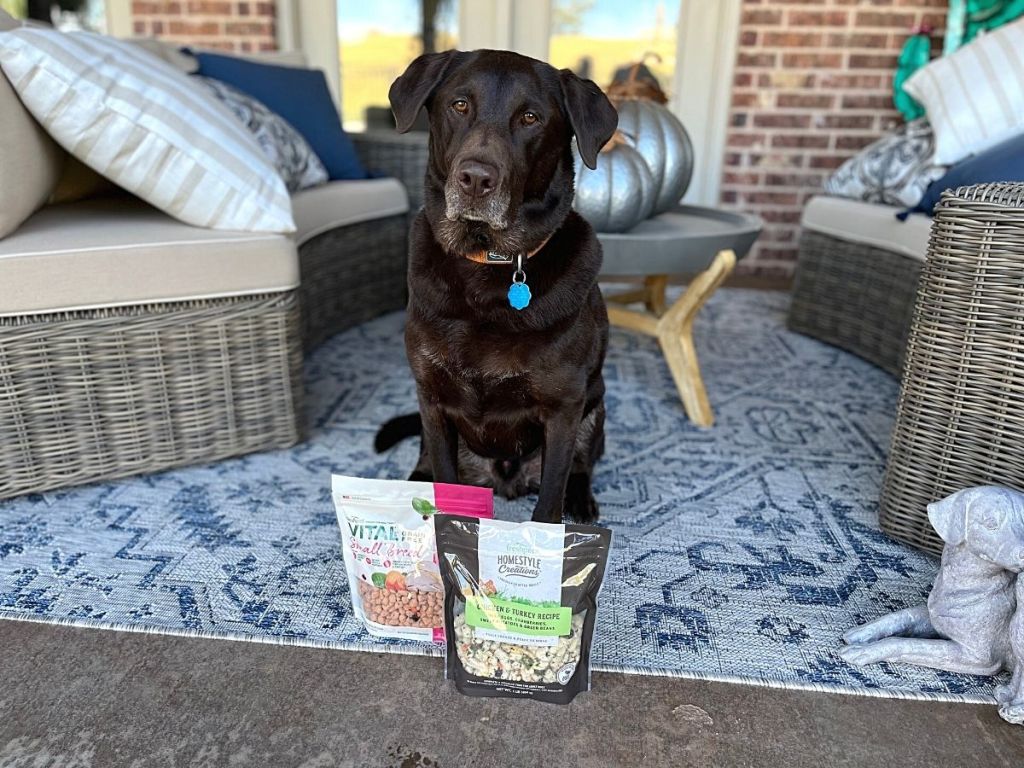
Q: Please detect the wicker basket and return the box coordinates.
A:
[0,292,303,500]
[879,183,1024,554]
[788,229,923,376]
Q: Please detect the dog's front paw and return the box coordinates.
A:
[995,682,1021,705]
[838,643,884,667]
[564,473,599,524]
[998,702,1024,725]
[842,625,878,646]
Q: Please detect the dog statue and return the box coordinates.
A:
[840,486,1024,724]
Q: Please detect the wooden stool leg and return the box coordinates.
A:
[656,250,736,427]
[643,275,668,316]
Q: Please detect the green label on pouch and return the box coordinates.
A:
[465,595,571,636]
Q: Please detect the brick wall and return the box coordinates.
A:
[721,0,947,279]
[130,1,277,53]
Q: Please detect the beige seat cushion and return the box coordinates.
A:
[0,10,64,240]
[801,196,933,263]
[292,178,409,246]
[0,198,298,316]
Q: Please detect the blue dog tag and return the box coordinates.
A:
[508,254,531,310]
[508,281,531,310]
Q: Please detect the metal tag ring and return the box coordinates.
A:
[512,269,527,284]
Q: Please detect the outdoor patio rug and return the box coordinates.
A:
[0,288,1003,703]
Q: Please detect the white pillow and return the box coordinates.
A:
[903,19,1024,166]
[0,29,294,233]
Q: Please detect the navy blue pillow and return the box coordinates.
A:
[192,51,367,181]
[911,131,1024,215]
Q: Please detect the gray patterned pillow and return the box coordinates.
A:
[195,75,328,193]
[824,119,947,208]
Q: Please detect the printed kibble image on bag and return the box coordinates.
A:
[435,514,612,703]
[332,475,493,642]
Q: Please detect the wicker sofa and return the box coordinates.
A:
[787,196,934,375]
[0,47,427,501]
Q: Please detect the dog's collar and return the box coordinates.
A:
[463,233,552,265]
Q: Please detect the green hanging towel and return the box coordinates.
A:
[894,33,931,121]
[946,0,1024,54]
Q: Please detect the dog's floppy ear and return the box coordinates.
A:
[389,50,457,133]
[559,69,618,170]
[928,491,969,546]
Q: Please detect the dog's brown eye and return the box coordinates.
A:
[522,111,539,126]
[452,99,469,114]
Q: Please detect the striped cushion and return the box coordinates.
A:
[0,29,294,233]
[903,19,1024,166]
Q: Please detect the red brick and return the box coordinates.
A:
[749,153,805,168]
[777,93,835,109]
[727,133,767,148]
[731,92,760,108]
[740,191,800,206]
[225,21,271,35]
[836,135,880,150]
[753,113,812,129]
[855,10,916,27]
[738,52,776,68]
[188,1,231,12]
[167,20,220,35]
[782,52,843,68]
[808,155,850,169]
[764,173,826,187]
[740,30,758,46]
[763,31,823,47]
[818,73,884,90]
[771,134,830,149]
[827,32,890,48]
[841,93,894,110]
[817,114,876,129]
[787,10,849,25]
[723,171,762,185]
[742,8,782,24]
[849,53,900,69]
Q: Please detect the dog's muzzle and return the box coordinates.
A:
[445,158,511,229]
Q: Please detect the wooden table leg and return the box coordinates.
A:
[605,249,737,427]
[643,275,668,316]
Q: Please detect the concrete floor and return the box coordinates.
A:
[0,620,1021,768]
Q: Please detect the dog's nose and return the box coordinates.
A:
[456,160,498,199]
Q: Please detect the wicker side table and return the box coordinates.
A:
[879,183,1024,554]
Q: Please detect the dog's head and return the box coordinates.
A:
[389,49,617,256]
[928,486,1024,571]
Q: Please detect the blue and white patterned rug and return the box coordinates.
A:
[0,289,1001,703]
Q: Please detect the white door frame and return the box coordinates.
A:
[673,0,741,206]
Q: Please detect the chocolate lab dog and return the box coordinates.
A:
[375,49,618,523]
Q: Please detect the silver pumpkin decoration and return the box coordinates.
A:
[614,100,694,214]
[573,131,655,233]
[607,55,695,215]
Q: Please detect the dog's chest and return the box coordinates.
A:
[414,336,540,412]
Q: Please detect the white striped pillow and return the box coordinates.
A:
[0,29,294,233]
[903,19,1024,166]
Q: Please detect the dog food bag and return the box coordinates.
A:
[332,475,493,642]
[435,514,612,704]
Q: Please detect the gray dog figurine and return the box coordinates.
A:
[840,486,1024,724]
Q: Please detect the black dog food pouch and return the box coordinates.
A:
[435,514,612,704]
